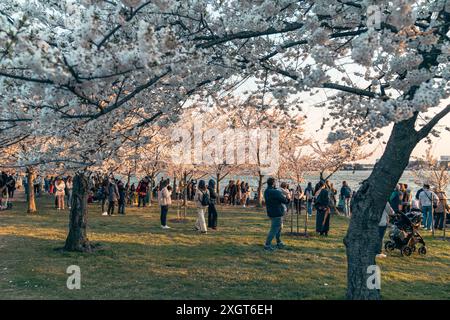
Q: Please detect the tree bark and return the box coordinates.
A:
[172,175,177,200]
[257,173,264,207]
[216,173,221,196]
[26,167,36,213]
[63,172,92,252]
[344,117,418,299]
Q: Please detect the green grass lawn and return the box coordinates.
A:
[0,192,449,300]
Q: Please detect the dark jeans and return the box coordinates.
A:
[118,201,125,215]
[101,197,107,212]
[34,185,40,197]
[377,225,388,254]
[294,199,301,214]
[8,188,14,198]
[230,193,236,205]
[208,203,218,228]
[265,216,283,246]
[107,201,116,215]
[160,205,168,226]
[138,195,147,207]
[434,212,445,230]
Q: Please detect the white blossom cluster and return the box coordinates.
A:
[0,0,448,167]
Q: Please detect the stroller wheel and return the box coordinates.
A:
[384,241,395,252]
[418,246,427,255]
[401,246,412,257]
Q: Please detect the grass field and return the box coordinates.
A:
[0,192,449,300]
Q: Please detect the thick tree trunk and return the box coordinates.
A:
[257,173,264,207]
[26,167,36,213]
[64,172,92,252]
[344,118,418,299]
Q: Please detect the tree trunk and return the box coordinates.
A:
[216,173,221,196]
[63,172,92,252]
[26,167,36,213]
[183,171,188,207]
[172,175,177,200]
[257,173,264,207]
[344,117,418,299]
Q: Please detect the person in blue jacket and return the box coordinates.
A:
[263,177,290,251]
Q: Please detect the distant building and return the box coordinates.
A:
[440,155,450,168]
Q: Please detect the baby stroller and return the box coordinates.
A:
[384,209,427,256]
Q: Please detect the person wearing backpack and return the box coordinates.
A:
[304,182,314,217]
[194,180,209,234]
[207,179,218,230]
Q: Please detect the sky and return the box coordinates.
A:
[300,92,450,163]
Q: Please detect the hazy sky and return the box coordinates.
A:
[301,93,450,163]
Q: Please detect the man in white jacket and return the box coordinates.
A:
[158,179,172,229]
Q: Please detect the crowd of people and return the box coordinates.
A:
[2,169,449,255]
[388,183,449,231]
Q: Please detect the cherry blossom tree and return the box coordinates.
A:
[411,145,450,192]
[310,138,374,181]
[1,0,449,299]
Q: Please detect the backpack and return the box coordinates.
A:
[201,191,210,206]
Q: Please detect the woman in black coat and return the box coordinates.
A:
[314,181,331,236]
[207,179,218,230]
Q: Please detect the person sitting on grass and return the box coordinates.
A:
[263,177,289,251]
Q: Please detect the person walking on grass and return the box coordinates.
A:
[65,176,73,209]
[315,181,331,236]
[118,180,126,215]
[304,182,314,217]
[194,180,209,234]
[376,202,395,259]
[340,181,352,217]
[107,177,119,216]
[158,179,172,229]
[434,190,449,230]
[207,179,218,230]
[263,177,289,251]
[55,177,66,210]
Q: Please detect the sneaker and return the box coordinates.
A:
[376,253,387,259]
[264,245,275,251]
[161,225,171,229]
[200,231,207,234]
[276,242,286,249]
[102,212,108,216]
